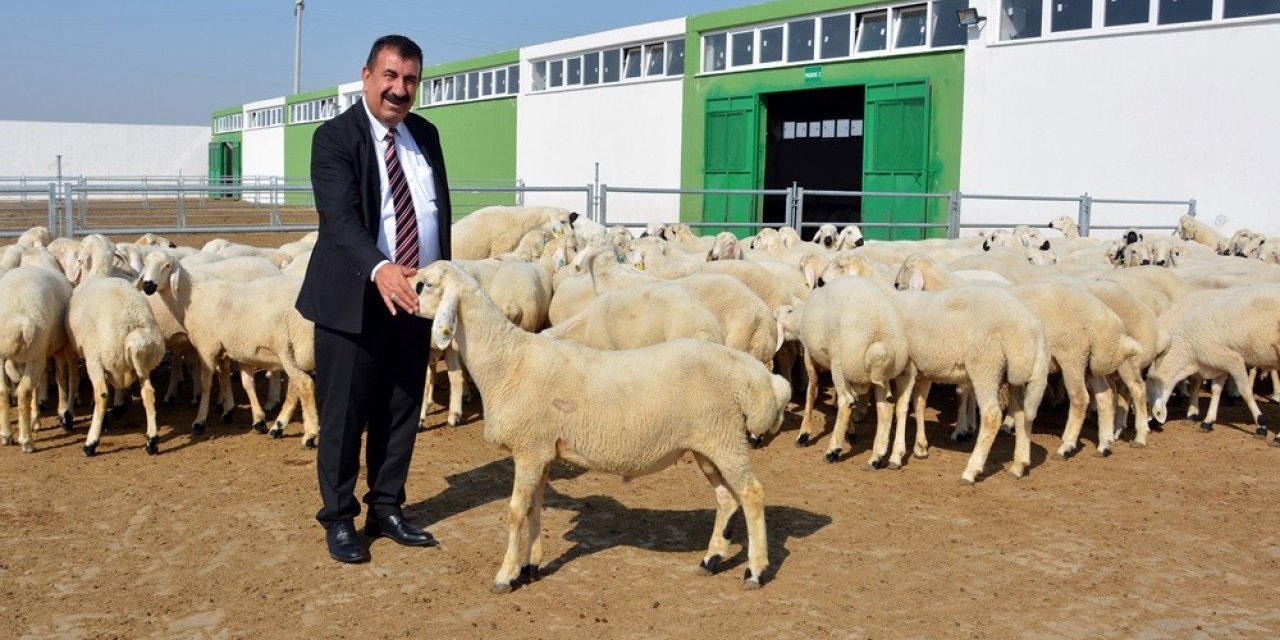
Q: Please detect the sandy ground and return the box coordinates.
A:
[4,378,1280,640]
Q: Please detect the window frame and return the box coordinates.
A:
[527,35,685,94]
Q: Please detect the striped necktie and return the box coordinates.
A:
[384,129,420,268]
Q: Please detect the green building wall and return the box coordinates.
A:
[284,86,338,205]
[681,0,966,237]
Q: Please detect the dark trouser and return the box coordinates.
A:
[314,295,431,527]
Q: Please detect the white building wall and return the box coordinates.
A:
[960,20,1280,236]
[0,121,210,178]
[518,20,685,225]
[241,97,286,203]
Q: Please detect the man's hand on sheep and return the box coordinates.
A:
[374,263,420,316]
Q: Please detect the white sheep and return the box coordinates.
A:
[1177,215,1226,249]
[452,205,576,260]
[0,266,74,453]
[64,236,166,456]
[411,261,789,592]
[775,276,913,469]
[811,224,840,250]
[16,226,52,248]
[1049,216,1080,238]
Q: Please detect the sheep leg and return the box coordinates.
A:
[1201,377,1225,432]
[1088,374,1117,457]
[445,348,464,427]
[268,377,298,439]
[15,364,37,453]
[1116,361,1150,446]
[493,456,543,594]
[520,463,550,580]
[139,374,159,455]
[795,349,821,446]
[1054,364,1090,460]
[0,362,10,446]
[277,347,319,448]
[862,383,894,471]
[951,385,975,442]
[888,368,917,469]
[1228,365,1269,437]
[81,360,110,457]
[1270,370,1280,403]
[55,351,74,431]
[960,380,1002,484]
[1007,386,1031,478]
[692,452,740,575]
[162,349,183,404]
[912,380,933,459]
[824,376,854,463]
[721,463,768,589]
[191,355,216,435]
[265,370,282,413]
[215,360,235,423]
[239,368,268,433]
[1185,374,1204,420]
[418,349,440,428]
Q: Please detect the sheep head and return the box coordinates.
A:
[797,252,829,290]
[409,261,475,350]
[819,252,875,286]
[812,224,839,249]
[836,225,865,250]
[893,254,928,291]
[706,232,743,261]
[139,251,181,296]
[778,227,802,249]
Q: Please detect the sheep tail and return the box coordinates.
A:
[1,315,36,357]
[863,341,891,388]
[1019,339,1051,424]
[125,328,164,377]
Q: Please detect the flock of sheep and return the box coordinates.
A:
[3,205,1279,593]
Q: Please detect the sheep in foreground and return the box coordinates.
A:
[65,237,165,456]
[1177,215,1225,249]
[776,276,913,469]
[452,205,576,260]
[1148,285,1280,441]
[411,261,789,592]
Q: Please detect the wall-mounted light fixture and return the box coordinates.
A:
[957,7,987,27]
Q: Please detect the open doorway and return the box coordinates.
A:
[762,85,865,239]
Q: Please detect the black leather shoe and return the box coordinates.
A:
[325,519,370,563]
[364,513,438,547]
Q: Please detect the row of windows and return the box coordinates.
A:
[213,113,243,134]
[530,38,685,92]
[702,1,970,74]
[422,64,521,107]
[289,97,338,124]
[246,106,284,129]
[1001,0,1280,40]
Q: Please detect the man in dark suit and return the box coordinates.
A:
[296,34,452,564]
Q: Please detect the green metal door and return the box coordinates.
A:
[207,142,225,199]
[862,80,930,240]
[226,141,242,201]
[703,96,758,237]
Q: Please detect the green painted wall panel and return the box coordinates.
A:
[424,49,519,78]
[414,98,518,219]
[284,122,323,205]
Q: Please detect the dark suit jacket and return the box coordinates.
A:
[296,99,452,334]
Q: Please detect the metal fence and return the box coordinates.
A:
[0,176,1195,240]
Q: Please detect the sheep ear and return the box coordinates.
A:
[1168,248,1180,268]
[127,249,144,273]
[169,268,181,295]
[775,314,786,355]
[431,289,460,350]
[733,243,744,260]
[908,269,925,291]
[803,264,816,290]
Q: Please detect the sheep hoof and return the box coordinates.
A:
[1148,419,1163,433]
[490,582,513,595]
[447,413,461,427]
[1095,448,1112,458]
[269,427,283,439]
[253,421,268,434]
[519,565,540,583]
[1256,426,1269,438]
[1009,464,1026,478]
[747,434,765,449]
[60,411,73,432]
[913,447,930,460]
[21,442,34,453]
[741,570,763,590]
[951,431,973,444]
[220,409,234,424]
[823,449,840,464]
[887,460,902,470]
[303,435,318,449]
[1271,436,1280,447]
[83,442,97,457]
[794,433,812,447]
[1130,441,1147,449]
[1052,450,1069,461]
[144,436,159,456]
[959,476,975,486]
[191,422,205,436]
[697,555,722,576]
[1200,422,1214,433]
[0,435,11,446]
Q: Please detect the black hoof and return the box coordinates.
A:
[748,434,764,449]
[220,410,234,424]
[1098,448,1113,458]
[954,431,974,443]
[145,436,159,455]
[253,420,268,434]
[269,427,283,439]
[1256,426,1269,438]
[1200,422,1214,433]
[192,422,205,436]
[1272,436,1280,447]
[1148,419,1163,433]
[519,565,540,583]
[83,442,97,457]
[823,449,840,464]
[60,411,73,432]
[698,555,722,575]
[795,433,812,447]
[110,404,127,418]
[303,436,317,449]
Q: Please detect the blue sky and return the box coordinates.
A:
[0,0,752,126]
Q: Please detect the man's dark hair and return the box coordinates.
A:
[365,35,423,70]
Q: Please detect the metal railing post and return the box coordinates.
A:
[177,176,186,229]
[784,183,796,230]
[77,176,87,229]
[793,187,805,235]
[1188,199,1197,217]
[1078,192,1093,237]
[142,175,149,209]
[270,176,281,227]
[516,179,525,206]
[585,184,594,222]
[63,183,74,238]
[46,183,58,236]
[598,184,608,226]
[947,190,961,239]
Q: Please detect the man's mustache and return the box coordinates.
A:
[382,91,409,106]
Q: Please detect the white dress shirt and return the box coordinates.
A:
[363,99,441,281]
